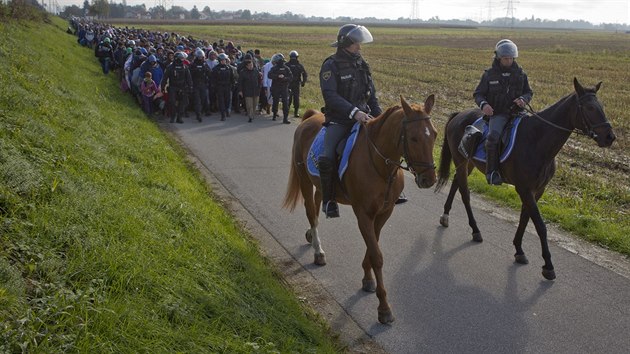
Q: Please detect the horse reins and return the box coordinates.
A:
[361,114,435,175]
[524,93,611,139]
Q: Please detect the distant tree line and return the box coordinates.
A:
[57,1,629,31]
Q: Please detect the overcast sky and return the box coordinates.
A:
[57,0,629,25]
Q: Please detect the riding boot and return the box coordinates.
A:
[283,115,290,124]
[318,157,339,218]
[485,144,503,185]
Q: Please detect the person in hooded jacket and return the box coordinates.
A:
[139,54,163,88]
[286,50,308,117]
[238,59,262,122]
[95,37,114,74]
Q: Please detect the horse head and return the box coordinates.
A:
[399,95,438,188]
[573,77,616,147]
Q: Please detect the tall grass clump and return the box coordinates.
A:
[0,14,341,353]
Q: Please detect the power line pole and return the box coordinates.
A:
[488,0,492,22]
[505,0,517,27]
[410,0,419,20]
[154,0,172,19]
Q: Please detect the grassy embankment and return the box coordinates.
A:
[0,15,342,353]
[135,23,629,256]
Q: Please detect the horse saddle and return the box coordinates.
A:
[458,115,524,163]
[307,122,361,179]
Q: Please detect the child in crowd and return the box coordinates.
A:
[140,71,159,115]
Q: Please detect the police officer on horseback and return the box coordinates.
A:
[474,39,533,185]
[319,24,382,218]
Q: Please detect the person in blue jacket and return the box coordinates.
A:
[318,24,382,218]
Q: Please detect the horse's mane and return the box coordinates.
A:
[368,105,402,132]
[302,109,320,122]
[537,85,598,117]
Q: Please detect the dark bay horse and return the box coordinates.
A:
[283,95,437,324]
[435,78,615,280]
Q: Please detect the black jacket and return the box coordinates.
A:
[286,58,307,87]
[189,59,212,87]
[319,48,382,125]
[473,59,533,116]
[161,59,192,92]
[268,62,293,89]
[238,67,262,97]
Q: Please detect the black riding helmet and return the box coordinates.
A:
[331,24,373,48]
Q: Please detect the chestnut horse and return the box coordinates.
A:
[283,95,437,324]
[435,78,615,280]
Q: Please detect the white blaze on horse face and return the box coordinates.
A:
[425,127,431,137]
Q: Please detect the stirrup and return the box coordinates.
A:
[323,201,339,218]
[486,170,503,185]
[395,192,408,205]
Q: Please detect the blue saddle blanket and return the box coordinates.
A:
[472,116,523,163]
[307,122,361,179]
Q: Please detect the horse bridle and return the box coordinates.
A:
[362,114,436,175]
[525,92,611,139]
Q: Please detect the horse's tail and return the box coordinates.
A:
[282,153,303,212]
[435,112,459,192]
[301,109,319,122]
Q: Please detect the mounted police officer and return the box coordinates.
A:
[474,39,533,185]
[286,50,308,118]
[267,53,294,124]
[161,51,192,123]
[189,48,212,122]
[318,24,382,218]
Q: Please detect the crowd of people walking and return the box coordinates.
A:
[71,18,308,124]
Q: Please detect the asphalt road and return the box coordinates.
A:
[165,111,630,354]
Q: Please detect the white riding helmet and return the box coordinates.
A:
[495,39,518,58]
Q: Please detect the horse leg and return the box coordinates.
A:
[301,178,325,265]
[356,211,394,324]
[513,205,530,265]
[517,189,555,280]
[455,167,482,242]
[440,172,460,227]
[360,208,394,293]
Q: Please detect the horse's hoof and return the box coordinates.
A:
[542,268,556,280]
[514,254,529,264]
[472,232,483,242]
[362,279,377,293]
[439,214,449,227]
[305,230,312,244]
[378,309,395,324]
[314,253,326,266]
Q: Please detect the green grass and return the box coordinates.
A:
[0,16,341,352]
[2,12,628,350]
